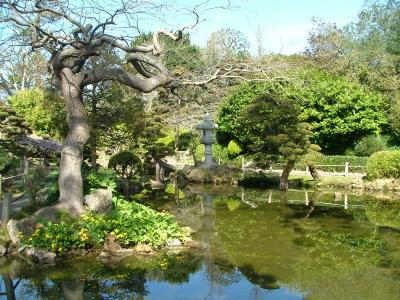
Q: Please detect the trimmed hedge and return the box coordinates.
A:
[366,150,400,180]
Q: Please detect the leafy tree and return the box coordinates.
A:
[237,95,319,190]
[305,2,400,140]
[0,102,32,156]
[218,68,387,154]
[139,111,175,184]
[84,82,144,166]
[108,150,142,180]
[0,1,210,214]
[206,28,250,63]
[294,68,387,153]
[9,88,67,140]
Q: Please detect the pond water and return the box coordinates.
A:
[1,186,400,299]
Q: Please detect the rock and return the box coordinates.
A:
[182,165,241,185]
[26,248,56,264]
[16,217,37,237]
[84,189,113,214]
[133,243,153,253]
[35,205,64,223]
[166,239,182,247]
[103,234,122,253]
[0,243,6,256]
[7,220,21,246]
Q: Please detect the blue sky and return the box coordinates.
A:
[168,0,366,54]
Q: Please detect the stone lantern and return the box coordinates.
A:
[196,114,218,168]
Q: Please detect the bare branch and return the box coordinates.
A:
[81,67,172,93]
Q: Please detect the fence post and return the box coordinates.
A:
[1,193,11,229]
[218,157,221,165]
[305,165,309,175]
[344,194,348,210]
[344,162,349,177]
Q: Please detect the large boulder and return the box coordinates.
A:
[84,189,113,214]
[181,165,241,185]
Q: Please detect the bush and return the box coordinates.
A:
[84,167,118,194]
[108,150,142,179]
[25,198,184,254]
[354,135,388,156]
[366,150,400,179]
[227,140,242,158]
[0,146,13,173]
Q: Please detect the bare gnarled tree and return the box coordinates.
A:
[0,0,234,215]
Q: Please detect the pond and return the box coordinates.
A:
[1,186,400,299]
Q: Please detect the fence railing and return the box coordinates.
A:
[270,162,366,176]
[168,154,367,177]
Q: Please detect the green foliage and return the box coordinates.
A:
[353,135,388,156]
[366,150,400,179]
[25,219,86,254]
[84,167,118,194]
[25,198,184,254]
[295,69,387,153]
[319,155,368,166]
[0,145,14,173]
[25,166,48,208]
[0,102,32,155]
[218,81,318,165]
[165,184,185,199]
[177,130,195,151]
[108,150,142,179]
[46,170,59,205]
[227,140,242,158]
[217,70,387,154]
[9,88,67,140]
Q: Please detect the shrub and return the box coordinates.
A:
[366,150,400,179]
[0,146,13,173]
[108,150,142,179]
[25,198,184,254]
[84,167,118,194]
[227,140,242,158]
[354,135,388,156]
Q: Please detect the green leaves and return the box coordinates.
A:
[217,68,387,155]
[366,150,400,179]
[25,198,183,255]
[8,88,67,140]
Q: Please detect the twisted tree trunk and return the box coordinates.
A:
[279,160,295,191]
[58,69,89,216]
[308,164,321,181]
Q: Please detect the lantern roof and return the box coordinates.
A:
[196,114,218,130]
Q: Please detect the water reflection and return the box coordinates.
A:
[1,187,400,299]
